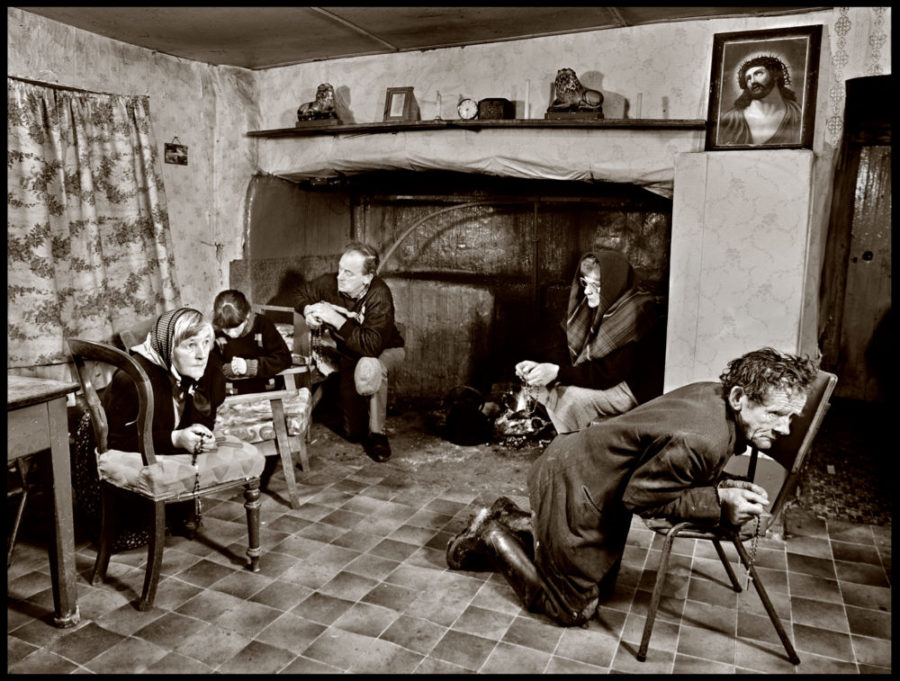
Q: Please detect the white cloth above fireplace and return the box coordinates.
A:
[256,127,705,198]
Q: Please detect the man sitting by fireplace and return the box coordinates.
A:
[294,242,405,462]
[514,249,665,434]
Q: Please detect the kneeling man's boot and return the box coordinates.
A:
[446,507,495,571]
[489,496,532,532]
[483,520,544,610]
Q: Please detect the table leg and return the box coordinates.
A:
[45,397,80,627]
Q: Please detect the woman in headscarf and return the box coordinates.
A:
[515,250,665,433]
[75,308,227,542]
[103,307,226,456]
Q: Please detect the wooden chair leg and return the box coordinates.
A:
[712,537,743,591]
[244,480,261,572]
[138,501,166,611]
[7,460,29,567]
[637,529,678,661]
[91,484,115,584]
[732,536,800,664]
[295,434,310,475]
[303,383,324,449]
[294,391,312,473]
[270,398,301,509]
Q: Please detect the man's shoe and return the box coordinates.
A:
[363,432,392,462]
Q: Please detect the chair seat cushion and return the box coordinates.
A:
[215,388,310,444]
[97,437,265,500]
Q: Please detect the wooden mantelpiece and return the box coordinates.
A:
[247,118,707,138]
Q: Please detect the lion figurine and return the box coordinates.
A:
[547,68,604,116]
[297,83,338,122]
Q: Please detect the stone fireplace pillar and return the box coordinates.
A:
[664,150,816,391]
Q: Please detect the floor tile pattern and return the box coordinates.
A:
[8,422,892,674]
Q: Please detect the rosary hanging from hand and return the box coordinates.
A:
[191,439,203,522]
[311,326,339,376]
[744,514,762,590]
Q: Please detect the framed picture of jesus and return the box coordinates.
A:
[705,25,822,150]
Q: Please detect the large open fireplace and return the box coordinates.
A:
[237,127,820,404]
[233,170,672,404]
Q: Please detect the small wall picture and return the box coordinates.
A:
[383,87,419,122]
[164,142,188,165]
[706,25,822,150]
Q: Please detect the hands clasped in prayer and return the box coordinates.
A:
[304,301,351,330]
[229,357,248,376]
[173,423,217,454]
[718,480,769,526]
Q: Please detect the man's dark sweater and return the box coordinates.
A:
[294,273,404,365]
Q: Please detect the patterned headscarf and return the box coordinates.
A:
[131,307,212,415]
[565,250,657,366]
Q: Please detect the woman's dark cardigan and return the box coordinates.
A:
[101,352,226,455]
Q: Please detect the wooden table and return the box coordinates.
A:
[7,374,81,627]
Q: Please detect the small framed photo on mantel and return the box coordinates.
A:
[705,24,822,151]
[383,87,420,122]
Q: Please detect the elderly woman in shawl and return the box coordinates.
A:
[100,307,227,533]
[103,307,226,455]
[515,250,664,433]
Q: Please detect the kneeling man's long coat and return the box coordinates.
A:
[527,381,747,617]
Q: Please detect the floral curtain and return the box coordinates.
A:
[7,77,180,369]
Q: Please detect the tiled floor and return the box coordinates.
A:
[7,421,892,674]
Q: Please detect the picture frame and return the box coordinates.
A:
[705,25,822,151]
[383,86,419,122]
[163,142,188,165]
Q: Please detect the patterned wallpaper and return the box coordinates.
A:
[824,7,890,146]
[258,8,890,158]
[666,151,816,389]
[6,7,891,375]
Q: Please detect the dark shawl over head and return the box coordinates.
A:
[565,250,656,366]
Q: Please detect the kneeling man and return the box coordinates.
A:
[447,347,818,626]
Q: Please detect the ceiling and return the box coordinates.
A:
[18,6,829,70]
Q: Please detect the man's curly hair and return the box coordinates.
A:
[720,347,818,403]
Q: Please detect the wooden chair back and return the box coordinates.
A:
[67,338,157,464]
[251,304,308,358]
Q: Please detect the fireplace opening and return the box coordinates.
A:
[236,171,672,405]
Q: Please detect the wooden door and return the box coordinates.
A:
[820,76,892,401]
[836,145,891,400]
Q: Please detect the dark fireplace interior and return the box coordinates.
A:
[232,171,672,405]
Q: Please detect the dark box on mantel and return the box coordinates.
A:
[478,98,515,120]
